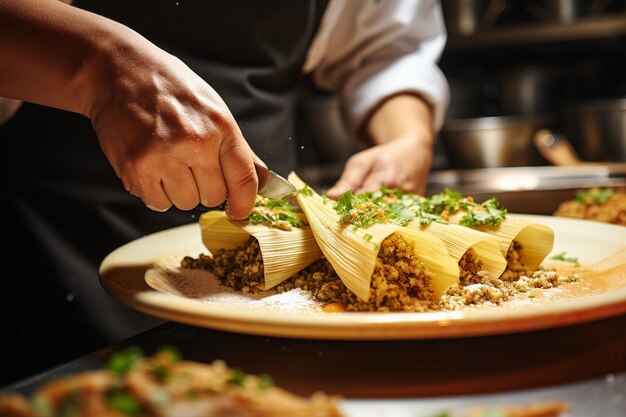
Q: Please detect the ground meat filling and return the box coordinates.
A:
[181,237,264,294]
[182,238,576,312]
[440,241,575,310]
[183,234,435,312]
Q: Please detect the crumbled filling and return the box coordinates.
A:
[182,237,577,312]
[183,233,434,312]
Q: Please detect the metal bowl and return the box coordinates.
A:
[561,98,626,162]
[440,115,553,169]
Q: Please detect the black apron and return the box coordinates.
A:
[0,0,327,384]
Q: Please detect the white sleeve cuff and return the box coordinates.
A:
[340,54,450,138]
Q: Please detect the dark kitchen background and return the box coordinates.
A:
[296,0,626,204]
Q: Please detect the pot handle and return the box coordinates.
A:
[533,128,583,166]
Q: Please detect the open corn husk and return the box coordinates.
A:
[408,220,508,279]
[288,172,459,301]
[469,214,555,270]
[198,211,322,290]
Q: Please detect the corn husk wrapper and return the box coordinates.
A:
[288,172,459,301]
[470,214,555,270]
[198,211,323,290]
[409,219,508,279]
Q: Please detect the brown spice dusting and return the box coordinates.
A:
[182,238,576,312]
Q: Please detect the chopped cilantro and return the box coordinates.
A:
[107,346,144,375]
[575,188,613,205]
[228,368,247,387]
[334,190,397,229]
[152,366,169,383]
[459,198,507,227]
[363,233,373,242]
[106,390,141,417]
[299,185,314,197]
[156,345,182,362]
[550,251,578,263]
[258,373,274,390]
[247,212,270,224]
[334,190,409,228]
[246,196,304,229]
[31,395,53,417]
[58,391,81,417]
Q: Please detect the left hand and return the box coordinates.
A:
[326,134,433,199]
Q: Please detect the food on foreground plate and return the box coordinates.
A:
[553,187,626,226]
[429,400,570,417]
[181,173,578,312]
[0,346,344,417]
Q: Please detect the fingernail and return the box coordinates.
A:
[146,204,169,213]
[225,201,247,221]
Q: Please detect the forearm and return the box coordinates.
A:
[364,93,434,149]
[0,0,133,116]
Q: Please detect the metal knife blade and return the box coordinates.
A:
[254,162,297,200]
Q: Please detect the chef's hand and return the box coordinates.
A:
[0,0,259,220]
[88,28,259,219]
[326,134,432,198]
[326,94,434,199]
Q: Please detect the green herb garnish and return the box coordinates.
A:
[106,390,141,417]
[299,185,314,197]
[152,366,169,383]
[246,196,304,230]
[364,186,506,227]
[334,190,409,228]
[107,346,144,375]
[58,391,81,417]
[550,251,578,263]
[228,368,247,387]
[459,197,507,227]
[258,373,274,390]
[156,345,182,362]
[575,188,613,205]
[31,395,53,417]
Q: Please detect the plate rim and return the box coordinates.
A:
[99,214,626,340]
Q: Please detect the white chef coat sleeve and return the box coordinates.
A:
[303,0,450,139]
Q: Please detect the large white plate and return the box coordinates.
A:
[99,214,626,340]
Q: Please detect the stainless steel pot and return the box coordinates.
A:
[439,115,553,168]
[561,98,626,162]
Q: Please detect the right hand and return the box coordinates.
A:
[87,29,258,220]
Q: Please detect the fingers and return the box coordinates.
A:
[357,169,395,194]
[192,164,227,208]
[219,134,258,220]
[325,154,372,199]
[123,175,172,212]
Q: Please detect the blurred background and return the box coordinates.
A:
[296,0,626,213]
